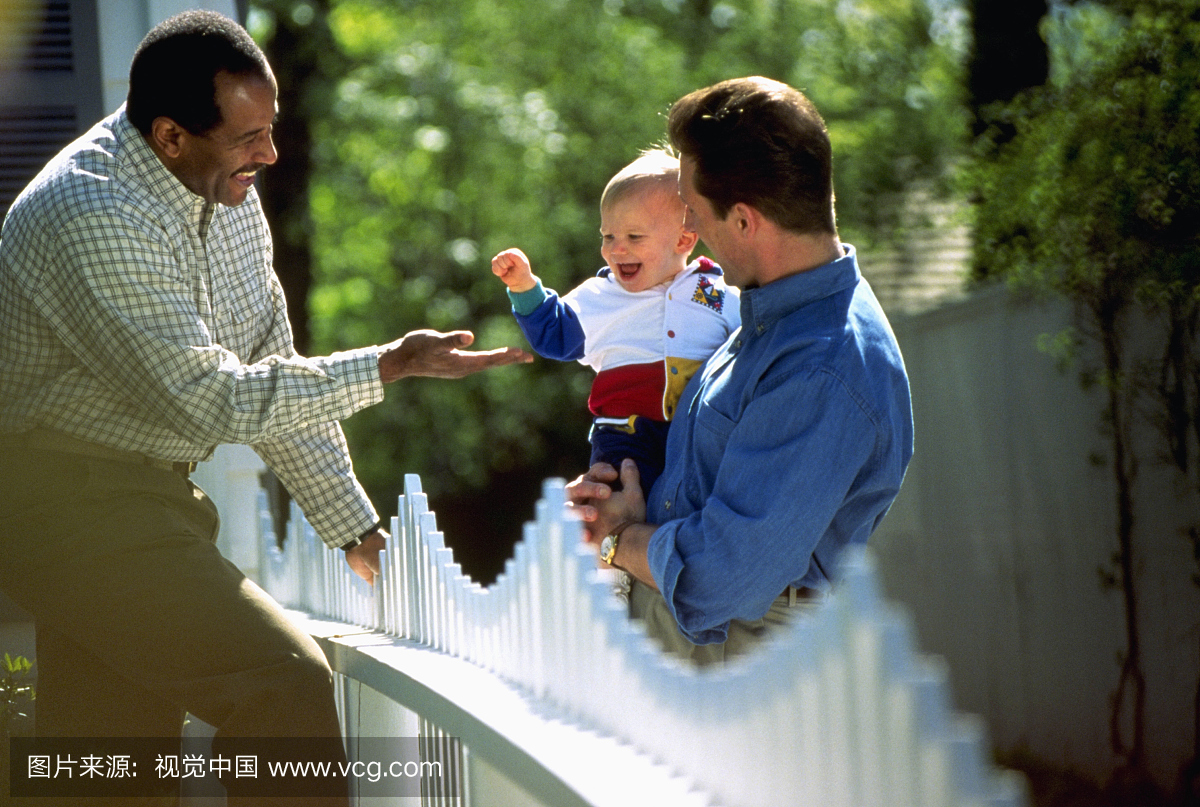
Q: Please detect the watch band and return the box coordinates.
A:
[341,520,384,552]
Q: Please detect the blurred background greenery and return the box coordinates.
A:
[244,0,1198,603]
[248,0,974,583]
[239,5,1200,795]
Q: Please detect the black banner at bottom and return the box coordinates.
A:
[9,736,460,799]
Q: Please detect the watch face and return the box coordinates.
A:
[600,535,615,564]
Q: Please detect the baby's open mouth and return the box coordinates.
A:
[616,263,641,280]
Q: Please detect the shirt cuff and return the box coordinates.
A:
[311,346,385,410]
[307,491,381,550]
[340,519,385,551]
[646,521,730,645]
[506,280,551,316]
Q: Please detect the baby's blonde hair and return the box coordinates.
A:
[600,147,683,212]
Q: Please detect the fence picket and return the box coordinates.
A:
[260,476,1026,807]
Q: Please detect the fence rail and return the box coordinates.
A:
[260,474,1026,807]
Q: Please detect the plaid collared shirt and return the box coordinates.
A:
[0,107,383,547]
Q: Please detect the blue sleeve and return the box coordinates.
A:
[647,371,885,644]
[508,281,586,361]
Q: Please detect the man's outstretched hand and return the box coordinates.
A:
[379,329,532,384]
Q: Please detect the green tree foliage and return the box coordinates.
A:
[974,1,1200,306]
[250,0,968,576]
[1,652,33,735]
[0,652,34,798]
[972,0,1200,790]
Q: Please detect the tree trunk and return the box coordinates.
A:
[966,0,1049,138]
[1097,301,1148,784]
[258,1,345,356]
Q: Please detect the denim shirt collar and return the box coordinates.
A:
[739,243,860,334]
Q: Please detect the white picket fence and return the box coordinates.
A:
[259,474,1027,807]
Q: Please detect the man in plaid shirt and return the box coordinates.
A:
[0,10,527,793]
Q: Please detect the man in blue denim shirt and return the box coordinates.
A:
[569,77,913,665]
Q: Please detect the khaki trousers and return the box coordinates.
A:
[628,579,799,667]
[0,440,347,805]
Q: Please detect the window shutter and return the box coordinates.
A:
[0,0,100,221]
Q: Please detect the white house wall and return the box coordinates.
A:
[96,0,239,115]
[874,287,1200,788]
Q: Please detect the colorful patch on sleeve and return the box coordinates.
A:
[691,274,726,313]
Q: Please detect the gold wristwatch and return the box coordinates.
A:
[600,521,636,566]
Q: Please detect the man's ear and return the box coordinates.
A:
[149,116,188,159]
[731,202,761,238]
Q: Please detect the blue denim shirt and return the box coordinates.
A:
[645,245,913,644]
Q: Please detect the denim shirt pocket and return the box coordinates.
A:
[694,397,736,439]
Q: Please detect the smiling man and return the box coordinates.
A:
[0,10,528,802]
[569,77,914,667]
[149,70,278,207]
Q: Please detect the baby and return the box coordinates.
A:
[491,149,740,495]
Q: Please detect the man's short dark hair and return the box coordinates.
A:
[667,76,836,236]
[126,10,273,137]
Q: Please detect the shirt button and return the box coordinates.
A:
[667,330,675,338]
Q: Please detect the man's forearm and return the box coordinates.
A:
[611,522,659,591]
